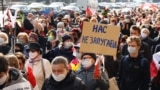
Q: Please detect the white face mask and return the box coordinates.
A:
[81,59,92,68]
[29,52,39,59]
[64,42,73,49]
[52,73,67,82]
[141,33,148,38]
[0,74,7,85]
[128,46,137,54]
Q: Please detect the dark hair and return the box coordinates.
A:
[130,25,141,34]
[0,54,9,72]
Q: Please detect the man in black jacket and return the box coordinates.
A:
[42,56,87,90]
[121,25,152,62]
[117,36,150,90]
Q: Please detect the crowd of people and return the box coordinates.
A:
[0,5,160,90]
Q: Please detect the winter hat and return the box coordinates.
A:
[81,53,96,61]
[28,32,39,42]
[15,43,24,52]
[26,42,41,53]
[62,34,72,42]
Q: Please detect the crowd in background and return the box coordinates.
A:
[0,5,160,90]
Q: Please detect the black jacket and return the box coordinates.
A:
[121,42,152,62]
[42,71,87,90]
[141,37,156,48]
[0,45,10,55]
[117,55,150,90]
[76,65,109,90]
[23,18,34,30]
[44,47,75,62]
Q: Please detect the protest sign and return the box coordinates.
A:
[80,22,120,56]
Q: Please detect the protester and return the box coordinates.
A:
[25,42,52,89]
[0,54,32,89]
[117,36,150,90]
[121,25,152,62]
[42,56,87,90]
[45,34,75,62]
[76,53,109,90]
[0,32,10,55]
[5,54,20,69]
[14,52,26,71]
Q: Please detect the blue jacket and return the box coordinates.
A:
[117,55,150,90]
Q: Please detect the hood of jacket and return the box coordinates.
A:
[5,68,24,87]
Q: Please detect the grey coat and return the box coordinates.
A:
[76,65,109,90]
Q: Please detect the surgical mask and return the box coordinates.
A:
[0,74,7,85]
[48,36,54,42]
[141,33,148,38]
[29,52,39,59]
[51,73,67,82]
[81,59,92,68]
[0,37,5,45]
[64,42,73,49]
[17,39,25,45]
[128,46,137,54]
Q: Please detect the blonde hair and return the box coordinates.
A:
[0,32,8,44]
[126,36,141,46]
[17,32,29,44]
[90,17,98,23]
[5,54,19,69]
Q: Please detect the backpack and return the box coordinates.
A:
[122,55,145,72]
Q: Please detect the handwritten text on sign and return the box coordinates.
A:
[80,22,120,56]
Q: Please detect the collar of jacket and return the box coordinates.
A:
[48,70,75,87]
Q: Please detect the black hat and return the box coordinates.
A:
[81,53,96,61]
[15,43,24,52]
[26,42,41,52]
[62,34,72,42]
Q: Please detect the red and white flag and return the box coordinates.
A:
[26,66,37,88]
[150,52,160,78]
[86,6,93,16]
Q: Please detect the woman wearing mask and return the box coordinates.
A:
[76,53,109,90]
[25,42,52,90]
[45,34,75,63]
[140,28,156,48]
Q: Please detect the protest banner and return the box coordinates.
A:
[80,22,120,56]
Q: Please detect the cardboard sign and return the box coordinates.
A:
[80,22,120,56]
